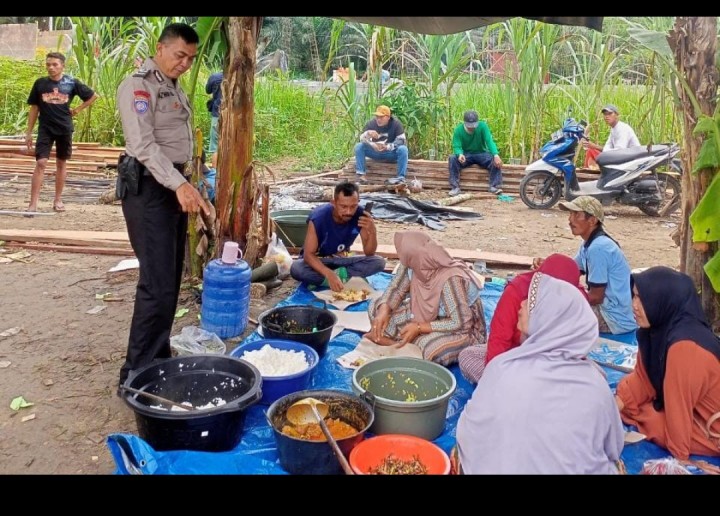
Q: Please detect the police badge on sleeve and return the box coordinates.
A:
[133,90,150,114]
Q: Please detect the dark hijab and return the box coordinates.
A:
[632,266,720,411]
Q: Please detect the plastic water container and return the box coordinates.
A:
[200,242,252,339]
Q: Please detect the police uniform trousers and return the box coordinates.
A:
[119,171,188,385]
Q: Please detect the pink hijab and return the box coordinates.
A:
[394,231,482,322]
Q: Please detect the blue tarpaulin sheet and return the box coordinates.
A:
[108,273,719,474]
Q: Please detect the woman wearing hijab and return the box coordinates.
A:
[456,273,624,474]
[366,231,486,366]
[459,253,588,383]
[616,266,720,470]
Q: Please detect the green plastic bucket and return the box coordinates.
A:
[351,357,457,440]
[270,209,312,248]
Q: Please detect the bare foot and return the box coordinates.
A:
[52,202,66,212]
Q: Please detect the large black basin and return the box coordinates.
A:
[121,354,262,452]
[259,304,338,358]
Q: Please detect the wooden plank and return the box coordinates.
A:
[342,159,600,177]
[346,243,533,267]
[0,229,129,248]
[0,209,55,217]
[286,243,532,267]
[0,229,128,241]
[271,169,342,186]
[6,242,134,256]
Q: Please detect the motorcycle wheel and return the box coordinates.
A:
[638,173,682,217]
[519,170,563,209]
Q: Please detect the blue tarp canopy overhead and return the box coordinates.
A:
[337,17,604,35]
[108,273,719,475]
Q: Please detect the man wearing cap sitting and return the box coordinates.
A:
[533,196,636,335]
[448,110,504,196]
[582,104,640,168]
[354,105,408,184]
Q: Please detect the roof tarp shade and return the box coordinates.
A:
[337,16,603,34]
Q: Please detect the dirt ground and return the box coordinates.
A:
[0,175,683,474]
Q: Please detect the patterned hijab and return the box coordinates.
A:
[632,266,720,411]
[456,274,623,473]
[394,231,482,322]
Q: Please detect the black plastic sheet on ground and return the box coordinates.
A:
[360,193,482,231]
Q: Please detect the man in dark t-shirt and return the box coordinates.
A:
[354,104,408,184]
[290,181,385,290]
[205,71,223,154]
[25,52,98,213]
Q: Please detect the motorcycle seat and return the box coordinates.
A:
[596,144,671,166]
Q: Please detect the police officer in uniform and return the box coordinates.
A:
[116,23,210,388]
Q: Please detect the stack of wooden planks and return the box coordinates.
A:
[0,229,134,256]
[0,138,124,177]
[340,159,601,194]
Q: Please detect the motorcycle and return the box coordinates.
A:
[518,112,682,216]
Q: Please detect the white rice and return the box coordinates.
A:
[240,344,309,377]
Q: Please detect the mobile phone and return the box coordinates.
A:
[364,201,374,214]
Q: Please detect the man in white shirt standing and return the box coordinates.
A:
[582,104,640,167]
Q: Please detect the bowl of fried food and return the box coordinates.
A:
[331,288,371,302]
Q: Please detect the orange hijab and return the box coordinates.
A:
[395,231,482,322]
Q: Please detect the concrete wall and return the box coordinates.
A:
[0,23,38,60]
[37,30,73,54]
[0,24,73,60]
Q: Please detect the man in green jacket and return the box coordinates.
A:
[448,110,504,196]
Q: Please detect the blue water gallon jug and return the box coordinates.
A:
[200,242,252,339]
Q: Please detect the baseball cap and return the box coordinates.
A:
[374,105,391,117]
[559,196,605,223]
[464,110,479,128]
[601,104,619,115]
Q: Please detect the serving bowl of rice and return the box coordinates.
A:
[230,339,320,404]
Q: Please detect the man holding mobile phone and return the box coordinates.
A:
[290,181,385,291]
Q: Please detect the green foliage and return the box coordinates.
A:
[0,16,688,172]
[253,76,352,169]
[692,108,720,173]
[0,57,43,135]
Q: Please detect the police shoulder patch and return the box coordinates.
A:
[132,68,150,78]
[133,90,151,115]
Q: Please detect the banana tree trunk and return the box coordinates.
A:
[669,16,719,322]
[215,16,264,265]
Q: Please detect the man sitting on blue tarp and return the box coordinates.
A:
[290,181,385,291]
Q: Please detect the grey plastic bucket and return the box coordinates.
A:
[270,209,312,248]
[351,357,457,441]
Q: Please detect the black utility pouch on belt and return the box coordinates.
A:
[116,153,142,198]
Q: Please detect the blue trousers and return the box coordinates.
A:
[354,142,408,178]
[448,152,503,189]
[290,255,386,286]
[209,116,219,154]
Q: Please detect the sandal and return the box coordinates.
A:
[52,203,66,212]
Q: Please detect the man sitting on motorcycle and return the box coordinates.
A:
[582,104,640,168]
[533,196,637,336]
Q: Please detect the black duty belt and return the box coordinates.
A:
[143,162,191,178]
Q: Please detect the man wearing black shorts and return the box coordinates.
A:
[25,52,98,212]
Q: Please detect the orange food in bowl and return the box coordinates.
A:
[349,434,451,475]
